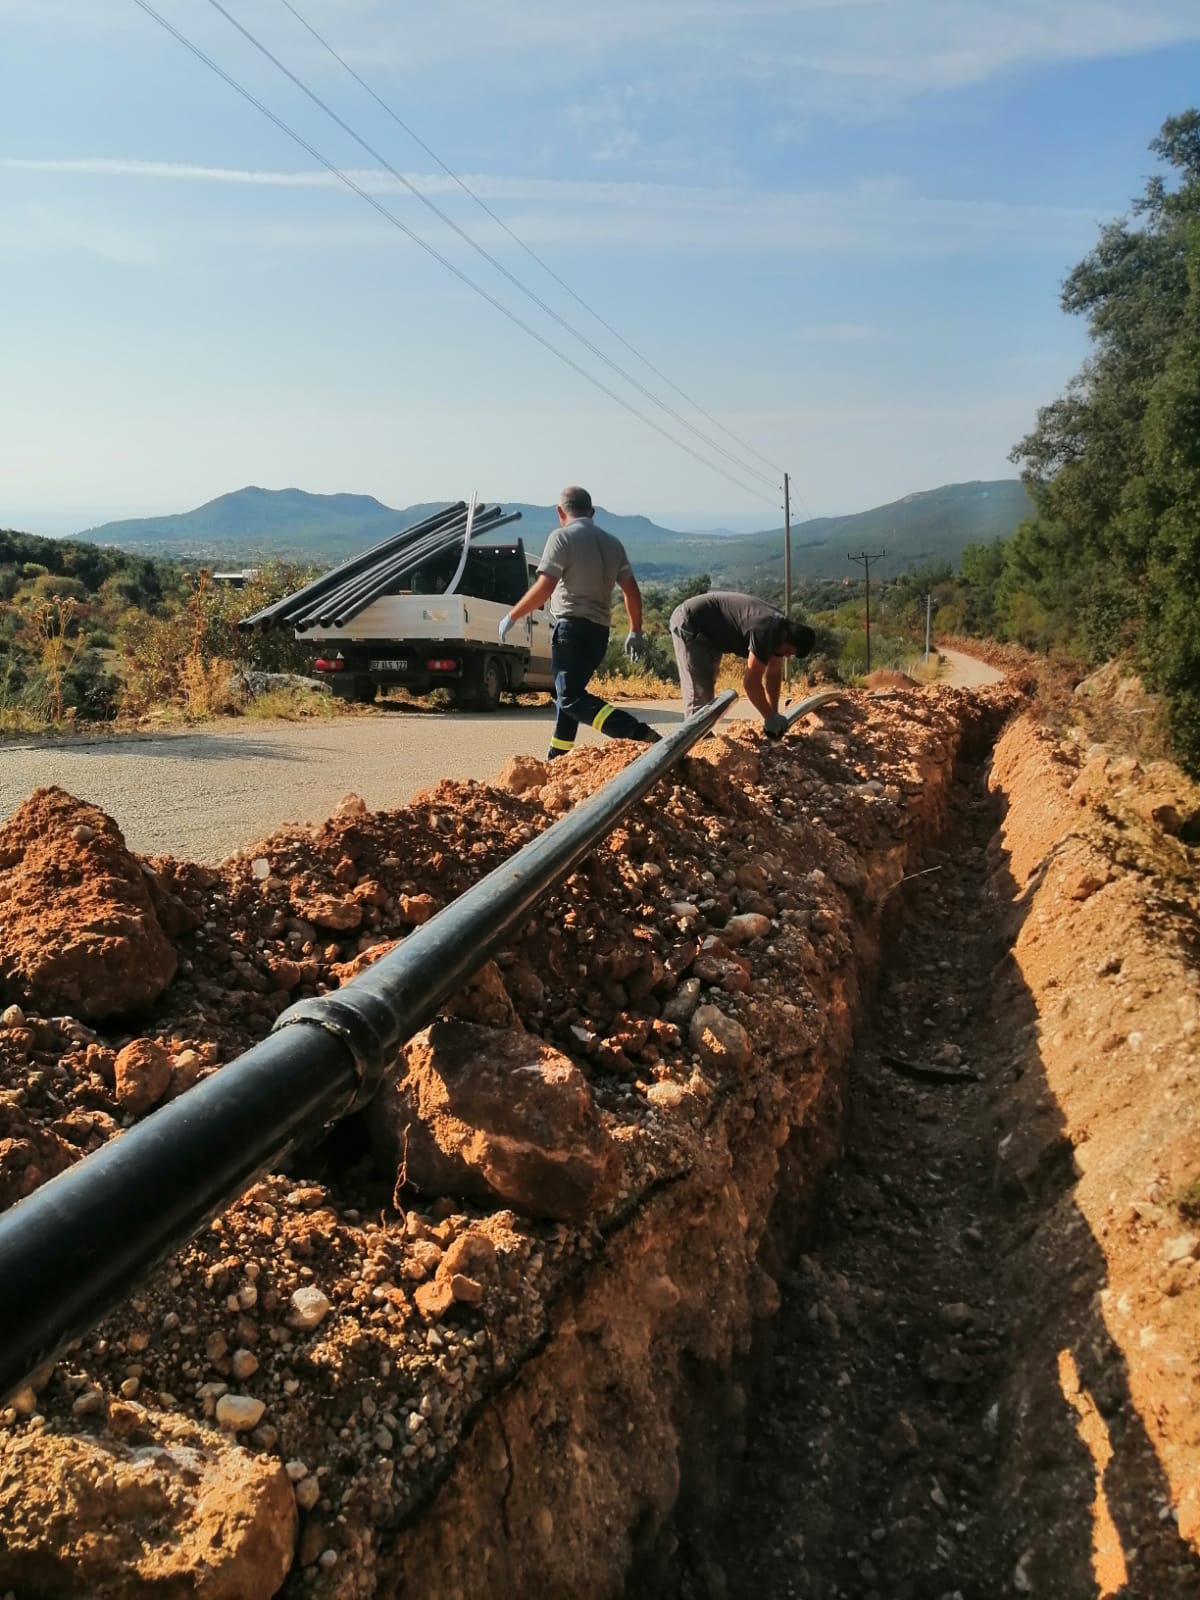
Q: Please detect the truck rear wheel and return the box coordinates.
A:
[466,653,504,711]
[351,677,378,704]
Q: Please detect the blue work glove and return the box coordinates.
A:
[763,712,788,740]
[624,629,646,662]
[498,614,514,644]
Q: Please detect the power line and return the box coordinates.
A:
[129,0,779,506]
[205,0,779,495]
[274,0,785,483]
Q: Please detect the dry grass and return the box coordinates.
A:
[592,669,678,702]
[594,661,819,704]
[0,705,48,735]
[909,656,942,684]
[242,686,344,721]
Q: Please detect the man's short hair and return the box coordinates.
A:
[786,621,816,657]
[558,485,593,517]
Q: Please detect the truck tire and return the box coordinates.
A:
[467,653,504,712]
[352,677,378,705]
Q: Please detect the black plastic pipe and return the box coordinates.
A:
[784,688,849,730]
[0,690,735,1405]
[303,510,523,631]
[292,508,511,630]
[325,510,525,629]
[238,503,466,633]
[239,503,464,634]
[282,506,489,630]
[294,525,472,630]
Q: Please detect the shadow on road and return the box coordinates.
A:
[5,736,313,764]
[369,699,688,728]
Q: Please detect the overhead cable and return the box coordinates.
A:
[207,0,779,495]
[275,0,784,481]
[129,0,779,507]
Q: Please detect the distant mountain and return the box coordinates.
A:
[76,489,666,565]
[630,479,1034,583]
[75,487,437,560]
[76,479,1032,583]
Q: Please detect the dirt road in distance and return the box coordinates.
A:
[938,646,1005,687]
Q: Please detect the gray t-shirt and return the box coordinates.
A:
[672,591,791,662]
[537,516,632,627]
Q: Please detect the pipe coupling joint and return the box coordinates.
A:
[272,989,399,1107]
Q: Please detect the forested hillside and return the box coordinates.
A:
[952,110,1200,774]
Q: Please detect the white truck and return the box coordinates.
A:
[308,536,555,710]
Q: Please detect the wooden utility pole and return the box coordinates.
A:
[925,593,933,663]
[847,550,885,673]
[782,474,793,684]
[783,473,792,622]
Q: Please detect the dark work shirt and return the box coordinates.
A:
[673,591,791,662]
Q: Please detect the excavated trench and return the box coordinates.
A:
[1,679,1199,1600]
[660,745,1200,1600]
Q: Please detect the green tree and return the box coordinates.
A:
[1008,109,1200,769]
[1133,221,1200,768]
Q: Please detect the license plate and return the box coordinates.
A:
[369,658,408,671]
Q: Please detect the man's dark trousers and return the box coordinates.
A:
[548,617,649,758]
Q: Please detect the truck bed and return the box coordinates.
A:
[305,594,508,647]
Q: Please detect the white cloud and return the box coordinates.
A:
[8,0,1199,106]
[0,157,1104,257]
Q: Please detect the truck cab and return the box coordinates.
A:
[308,538,554,709]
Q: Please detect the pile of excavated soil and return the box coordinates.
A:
[0,686,1005,1599]
[2,671,1197,1600]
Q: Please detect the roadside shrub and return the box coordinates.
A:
[29,573,88,603]
[64,652,122,721]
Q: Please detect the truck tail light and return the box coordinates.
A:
[425,658,458,671]
[314,658,345,672]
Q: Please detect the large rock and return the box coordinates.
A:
[114,1038,174,1115]
[0,788,177,1019]
[494,754,548,797]
[369,1019,619,1221]
[688,1004,752,1073]
[0,1410,296,1598]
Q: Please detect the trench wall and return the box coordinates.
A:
[384,695,1010,1599]
[981,717,1200,1593]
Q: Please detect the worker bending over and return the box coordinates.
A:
[500,485,660,760]
[669,590,815,737]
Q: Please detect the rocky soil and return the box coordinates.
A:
[0,663,1198,1599]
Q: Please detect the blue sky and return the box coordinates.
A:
[3,1,1199,536]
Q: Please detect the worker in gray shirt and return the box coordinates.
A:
[670,590,815,735]
[499,485,660,759]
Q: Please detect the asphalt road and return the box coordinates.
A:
[0,699,688,864]
[0,650,1001,864]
